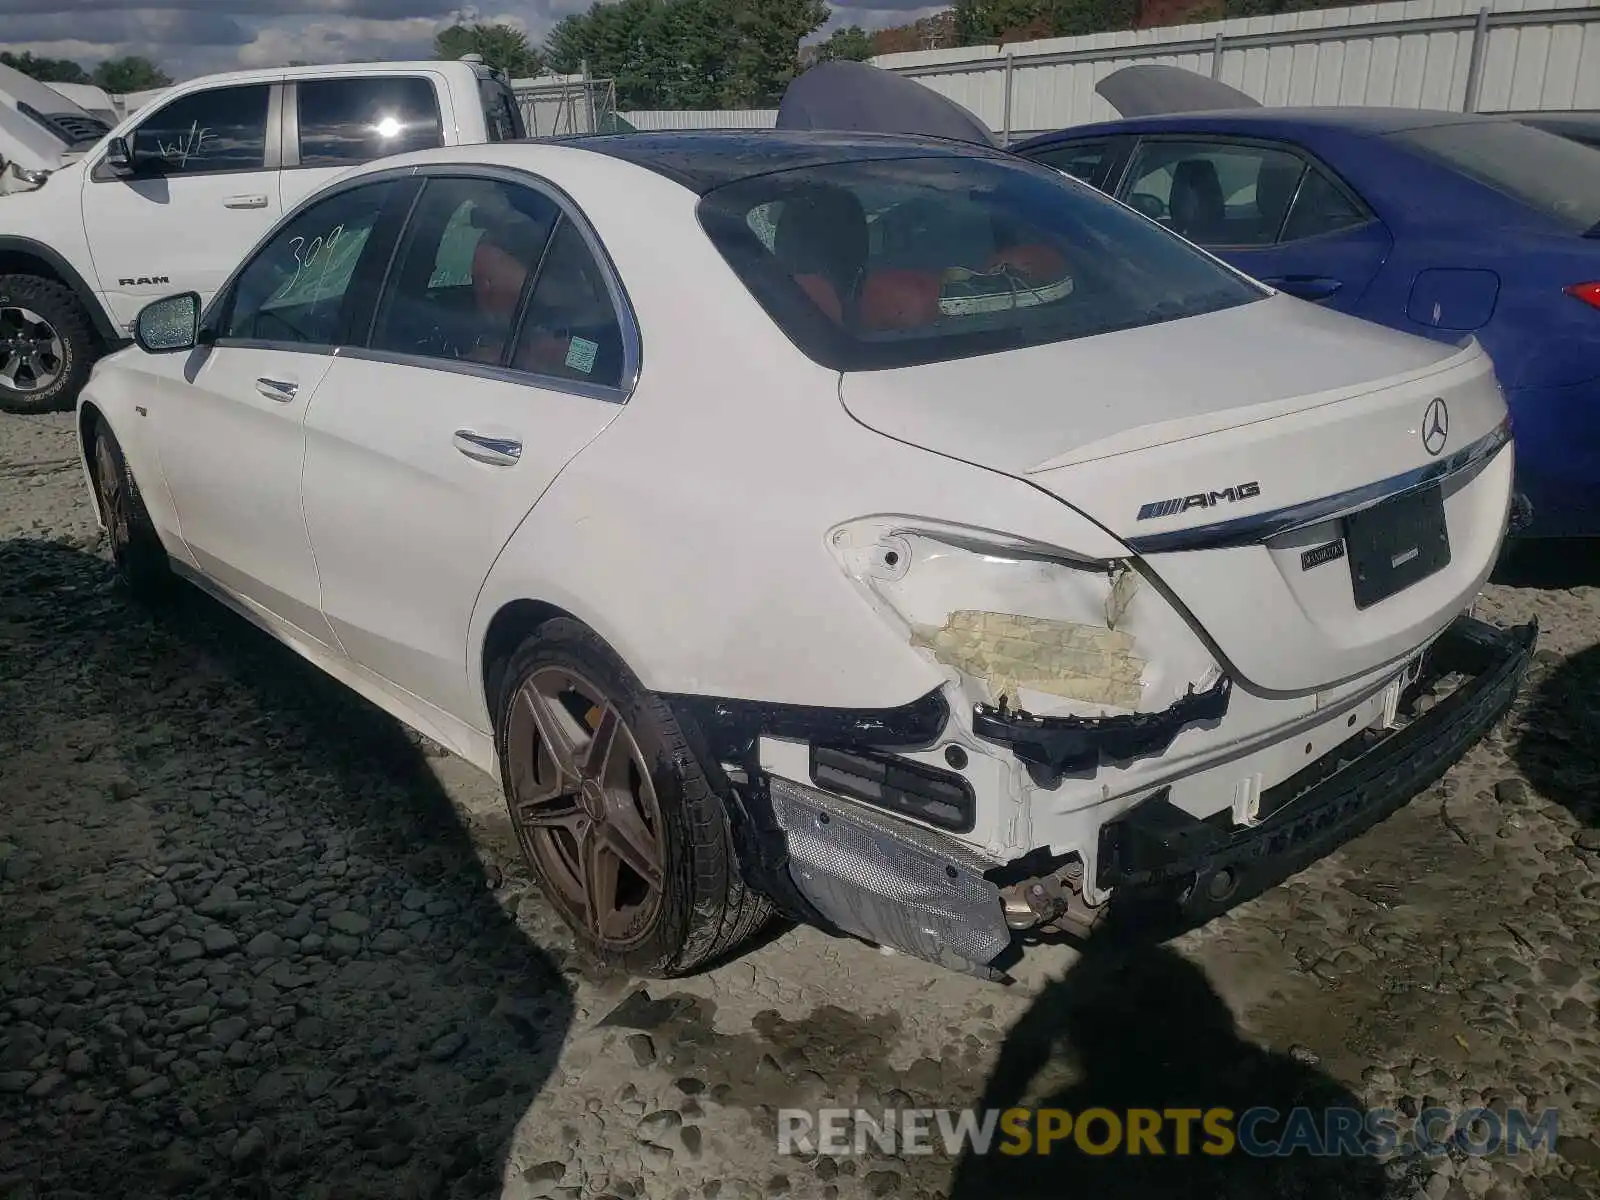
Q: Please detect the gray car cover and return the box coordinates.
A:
[1094,64,1261,117]
[777,60,1001,147]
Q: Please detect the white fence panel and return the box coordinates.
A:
[618,109,779,129]
[873,0,1600,140]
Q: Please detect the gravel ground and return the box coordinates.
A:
[2,409,1598,1200]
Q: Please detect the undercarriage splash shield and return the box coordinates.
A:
[768,775,1010,977]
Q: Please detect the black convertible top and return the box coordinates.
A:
[555,128,1012,194]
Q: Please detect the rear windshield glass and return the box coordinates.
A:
[1393,120,1600,233]
[696,154,1266,372]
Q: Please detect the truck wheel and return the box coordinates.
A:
[496,618,773,976]
[0,275,100,414]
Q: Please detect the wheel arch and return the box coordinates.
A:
[0,236,122,346]
[77,399,111,525]
[480,598,583,735]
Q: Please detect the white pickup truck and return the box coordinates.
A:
[0,58,528,412]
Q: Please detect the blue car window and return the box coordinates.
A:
[1122,139,1320,247]
[1394,119,1600,234]
[1028,141,1113,187]
[1280,166,1367,242]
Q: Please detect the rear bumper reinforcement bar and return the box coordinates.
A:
[972,673,1232,775]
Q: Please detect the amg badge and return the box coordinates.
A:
[118,276,170,287]
[1137,481,1261,522]
[1300,539,1346,571]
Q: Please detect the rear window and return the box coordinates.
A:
[480,78,526,142]
[1393,120,1600,233]
[696,154,1265,372]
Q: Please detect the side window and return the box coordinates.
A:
[221,181,399,346]
[129,84,270,175]
[480,80,526,142]
[1027,141,1113,189]
[296,77,443,167]
[369,177,560,365]
[1121,139,1310,247]
[1280,166,1368,242]
[508,220,627,389]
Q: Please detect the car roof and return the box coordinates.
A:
[153,59,489,96]
[544,128,1016,193]
[1016,105,1496,146]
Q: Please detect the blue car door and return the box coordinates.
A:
[1113,135,1394,313]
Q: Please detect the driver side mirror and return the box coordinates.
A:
[133,292,202,354]
[103,136,135,175]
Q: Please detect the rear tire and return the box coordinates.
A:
[0,275,100,414]
[496,618,772,976]
[90,415,172,604]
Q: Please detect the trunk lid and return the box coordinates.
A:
[839,295,1513,693]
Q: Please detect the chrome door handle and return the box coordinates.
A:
[224,194,268,209]
[453,430,522,466]
[255,377,298,402]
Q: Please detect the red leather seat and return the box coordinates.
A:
[857,268,942,332]
[472,237,531,323]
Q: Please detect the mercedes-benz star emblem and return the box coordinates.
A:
[1421,397,1449,456]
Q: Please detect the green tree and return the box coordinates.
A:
[91,56,173,93]
[723,0,829,106]
[434,22,543,77]
[545,0,826,109]
[0,51,90,84]
[815,24,874,62]
[955,0,1136,42]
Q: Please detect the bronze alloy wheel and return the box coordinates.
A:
[94,431,132,563]
[505,664,667,949]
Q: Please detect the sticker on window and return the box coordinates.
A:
[565,336,599,375]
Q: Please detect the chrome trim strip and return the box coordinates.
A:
[1124,421,1511,555]
[337,346,629,404]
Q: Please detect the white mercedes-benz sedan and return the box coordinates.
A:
[75,131,1537,981]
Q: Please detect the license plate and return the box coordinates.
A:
[1344,484,1451,609]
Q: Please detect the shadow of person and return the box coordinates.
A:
[949,939,1395,1200]
[0,538,573,1199]
[1508,640,1600,830]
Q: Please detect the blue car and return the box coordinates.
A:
[1014,104,1600,538]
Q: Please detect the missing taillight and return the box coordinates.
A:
[1563,282,1600,310]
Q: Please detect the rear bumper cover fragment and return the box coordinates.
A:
[971,673,1233,775]
[1096,614,1537,916]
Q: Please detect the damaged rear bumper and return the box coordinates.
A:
[1096,613,1537,923]
[750,613,1535,976]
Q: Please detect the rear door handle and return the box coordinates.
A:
[255,377,298,403]
[453,430,522,466]
[224,194,268,209]
[1263,275,1343,302]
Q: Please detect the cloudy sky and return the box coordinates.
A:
[2,1,947,81]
